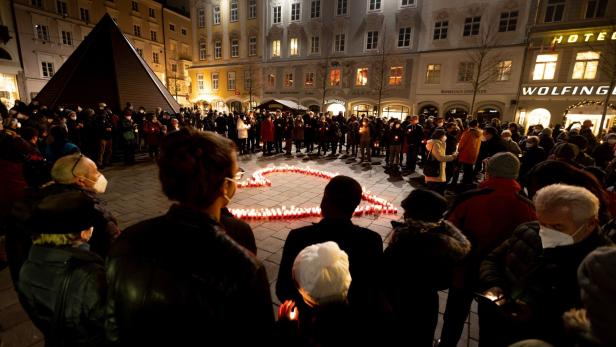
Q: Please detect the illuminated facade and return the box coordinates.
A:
[163,7,193,106]
[11,0,189,106]
[188,0,263,112]
[0,1,23,107]
[517,0,616,133]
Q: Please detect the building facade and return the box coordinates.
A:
[413,0,531,122]
[517,0,616,134]
[11,0,190,105]
[189,0,263,112]
[163,7,192,106]
[0,1,24,107]
[260,0,419,119]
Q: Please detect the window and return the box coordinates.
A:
[401,0,415,7]
[212,73,219,89]
[458,62,475,82]
[228,72,236,90]
[284,72,293,87]
[335,34,345,52]
[249,36,257,56]
[305,72,315,86]
[197,73,204,91]
[311,0,321,18]
[171,63,177,73]
[150,30,157,41]
[214,6,221,25]
[199,40,206,60]
[496,60,512,81]
[311,36,320,54]
[41,61,55,78]
[330,68,341,86]
[425,64,441,83]
[545,0,565,22]
[366,31,379,50]
[244,71,252,90]
[131,1,138,11]
[169,24,175,31]
[289,38,298,56]
[272,40,281,57]
[31,0,42,8]
[273,6,281,23]
[248,0,257,19]
[499,11,518,32]
[433,21,448,40]
[230,0,238,22]
[80,8,90,22]
[369,0,381,11]
[268,73,276,88]
[133,25,141,37]
[398,27,411,47]
[356,68,368,86]
[231,39,239,57]
[586,0,607,18]
[149,8,155,17]
[337,0,347,16]
[61,31,73,45]
[136,48,143,56]
[36,25,50,41]
[572,51,600,80]
[153,52,159,64]
[389,66,403,85]
[533,54,558,80]
[197,7,206,28]
[463,16,481,36]
[214,41,222,59]
[181,28,187,36]
[56,0,67,15]
[291,3,300,21]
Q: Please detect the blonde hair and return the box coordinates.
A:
[534,184,600,224]
[32,233,81,246]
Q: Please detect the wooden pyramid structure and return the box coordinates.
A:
[35,13,181,113]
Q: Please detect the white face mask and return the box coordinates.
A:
[538,223,585,249]
[441,136,447,142]
[83,174,108,194]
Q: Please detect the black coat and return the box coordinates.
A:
[18,245,106,347]
[220,207,257,254]
[105,204,274,346]
[405,123,424,146]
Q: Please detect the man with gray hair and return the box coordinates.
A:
[478,184,611,346]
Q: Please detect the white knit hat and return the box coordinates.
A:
[292,241,352,307]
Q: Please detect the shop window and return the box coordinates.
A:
[353,104,372,116]
[533,54,558,80]
[572,51,599,80]
[419,104,439,117]
[356,67,368,86]
[382,105,409,120]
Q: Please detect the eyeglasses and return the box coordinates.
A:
[71,154,84,177]
[227,169,245,182]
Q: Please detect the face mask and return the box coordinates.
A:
[70,116,77,121]
[607,139,616,145]
[82,174,108,194]
[526,143,534,149]
[539,223,585,249]
[503,137,511,142]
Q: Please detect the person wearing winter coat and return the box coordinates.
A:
[404,115,424,172]
[457,120,482,184]
[387,121,404,173]
[592,133,616,169]
[479,184,610,347]
[358,119,372,162]
[118,111,137,165]
[236,116,250,155]
[260,115,275,155]
[142,114,162,158]
[520,136,548,182]
[44,125,80,164]
[346,116,359,157]
[501,130,522,156]
[384,189,470,347]
[424,129,457,194]
[293,116,305,153]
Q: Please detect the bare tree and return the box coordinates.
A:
[465,23,502,117]
[371,26,388,118]
[588,22,616,135]
[318,56,332,114]
[245,63,261,112]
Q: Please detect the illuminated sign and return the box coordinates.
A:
[325,98,346,105]
[522,85,616,96]
[552,31,616,44]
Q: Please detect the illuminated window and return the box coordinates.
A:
[305,72,315,87]
[533,54,558,80]
[212,72,219,90]
[289,38,299,56]
[356,67,368,86]
[545,0,565,22]
[268,73,276,88]
[231,39,239,57]
[426,64,441,83]
[463,16,481,36]
[335,34,345,52]
[572,51,600,80]
[273,6,281,23]
[291,3,300,21]
[389,66,403,85]
[228,71,236,90]
[330,68,341,87]
[499,11,518,32]
[213,6,221,25]
[214,41,222,59]
[458,62,474,82]
[382,105,409,120]
[272,40,281,57]
[311,36,320,54]
[284,72,294,87]
[230,0,238,22]
[433,21,448,40]
[496,60,512,81]
[197,73,204,91]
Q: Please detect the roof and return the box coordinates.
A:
[35,14,180,113]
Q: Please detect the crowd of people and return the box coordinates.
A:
[0,99,616,347]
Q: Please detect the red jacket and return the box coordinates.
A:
[446,178,536,287]
[260,120,275,142]
[457,127,482,164]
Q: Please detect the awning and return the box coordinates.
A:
[256,99,308,111]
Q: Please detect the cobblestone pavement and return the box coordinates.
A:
[0,152,477,347]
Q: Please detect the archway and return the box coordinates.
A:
[419,104,439,118]
[526,108,551,132]
[476,106,501,123]
[228,100,242,113]
[381,105,410,120]
[445,106,468,120]
[326,103,346,116]
[352,103,373,118]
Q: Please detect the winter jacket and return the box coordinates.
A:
[503,138,522,156]
[405,123,424,147]
[425,139,455,183]
[105,204,274,346]
[18,245,106,347]
[388,127,404,146]
[142,121,162,146]
[480,222,610,345]
[236,118,250,140]
[260,119,275,142]
[293,118,305,141]
[458,127,482,164]
[446,178,536,288]
[592,142,615,169]
[520,146,548,180]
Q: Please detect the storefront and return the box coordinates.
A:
[0,73,19,107]
[419,104,439,118]
[324,99,347,117]
[381,105,410,120]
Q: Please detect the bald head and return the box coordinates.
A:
[51,154,99,188]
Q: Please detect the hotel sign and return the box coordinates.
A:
[522,85,616,96]
[552,31,616,44]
